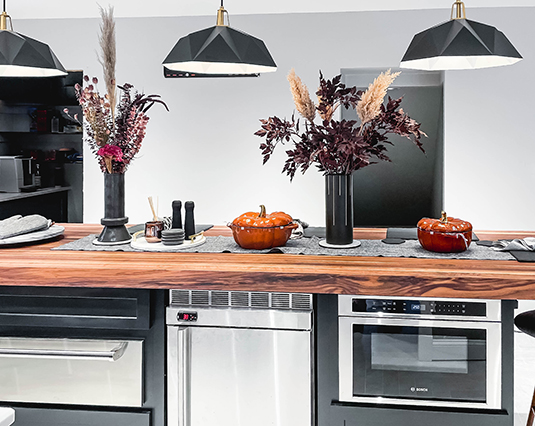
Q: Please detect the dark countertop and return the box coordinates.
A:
[0,186,70,203]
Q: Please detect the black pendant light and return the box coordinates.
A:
[0,0,67,77]
[400,0,522,71]
[163,1,277,78]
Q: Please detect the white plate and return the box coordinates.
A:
[130,234,206,252]
[0,225,65,246]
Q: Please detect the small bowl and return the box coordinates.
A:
[228,222,298,250]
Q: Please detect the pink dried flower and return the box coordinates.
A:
[97,144,123,161]
[92,77,98,84]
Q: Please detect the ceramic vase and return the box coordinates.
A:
[319,173,361,249]
[94,173,131,245]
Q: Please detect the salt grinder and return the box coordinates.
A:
[172,200,182,229]
[184,201,195,239]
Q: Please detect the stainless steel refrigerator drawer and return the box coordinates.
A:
[0,337,143,407]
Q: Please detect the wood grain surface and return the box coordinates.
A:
[1,224,535,300]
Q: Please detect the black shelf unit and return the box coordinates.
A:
[0,71,83,222]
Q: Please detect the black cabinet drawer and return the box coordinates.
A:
[0,287,150,330]
[7,406,150,426]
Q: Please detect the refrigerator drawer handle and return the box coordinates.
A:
[0,341,129,361]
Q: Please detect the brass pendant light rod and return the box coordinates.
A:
[216,1,229,26]
[0,0,12,31]
[450,0,466,20]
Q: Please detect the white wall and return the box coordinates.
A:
[15,7,535,230]
[10,1,534,19]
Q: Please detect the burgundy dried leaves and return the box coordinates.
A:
[255,70,426,180]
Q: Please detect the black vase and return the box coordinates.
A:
[320,174,360,248]
[95,173,131,245]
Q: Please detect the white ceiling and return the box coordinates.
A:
[8,0,535,20]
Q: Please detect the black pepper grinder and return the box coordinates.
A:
[184,201,195,239]
[171,200,182,229]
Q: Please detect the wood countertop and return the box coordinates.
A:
[1,224,535,300]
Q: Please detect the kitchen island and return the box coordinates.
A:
[0,224,534,299]
[0,224,531,426]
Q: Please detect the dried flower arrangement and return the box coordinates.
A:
[74,6,168,174]
[255,69,426,180]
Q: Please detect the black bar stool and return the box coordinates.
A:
[515,310,535,426]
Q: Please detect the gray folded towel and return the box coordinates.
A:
[493,238,535,252]
[0,214,51,240]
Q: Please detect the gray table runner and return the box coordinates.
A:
[53,234,515,261]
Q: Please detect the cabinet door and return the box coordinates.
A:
[0,287,150,330]
[9,407,150,426]
[168,326,312,426]
[0,338,143,407]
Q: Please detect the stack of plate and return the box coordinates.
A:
[161,229,185,246]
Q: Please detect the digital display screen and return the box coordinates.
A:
[177,311,198,322]
[411,303,426,311]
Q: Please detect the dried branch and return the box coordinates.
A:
[256,70,425,180]
[287,69,316,122]
[356,69,400,133]
[98,5,117,120]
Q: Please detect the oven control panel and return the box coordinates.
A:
[352,299,487,316]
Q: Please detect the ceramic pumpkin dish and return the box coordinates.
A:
[417,211,473,253]
[229,205,297,249]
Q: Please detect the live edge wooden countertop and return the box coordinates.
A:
[1,224,535,300]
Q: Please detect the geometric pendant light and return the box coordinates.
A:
[0,1,67,77]
[163,1,277,78]
[400,0,522,71]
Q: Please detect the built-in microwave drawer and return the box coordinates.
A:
[0,337,143,407]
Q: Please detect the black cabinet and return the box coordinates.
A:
[0,188,69,222]
[0,287,165,426]
[6,407,150,426]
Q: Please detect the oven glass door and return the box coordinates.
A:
[339,317,501,408]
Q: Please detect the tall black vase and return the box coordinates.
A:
[320,174,361,249]
[94,173,131,245]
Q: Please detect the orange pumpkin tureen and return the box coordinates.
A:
[229,205,297,249]
[417,211,473,253]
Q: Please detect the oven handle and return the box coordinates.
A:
[168,326,191,426]
[0,341,128,361]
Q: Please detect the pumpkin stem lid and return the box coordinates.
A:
[258,204,266,218]
[440,211,448,223]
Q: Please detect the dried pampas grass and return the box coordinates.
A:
[287,69,316,122]
[357,69,400,130]
[98,5,116,119]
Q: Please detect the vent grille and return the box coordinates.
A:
[172,290,190,306]
[211,291,229,306]
[191,290,209,306]
[170,290,312,310]
[272,293,290,309]
[251,292,269,308]
[231,292,249,307]
[292,293,313,310]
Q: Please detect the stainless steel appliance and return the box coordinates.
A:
[0,337,143,406]
[0,156,35,192]
[338,295,502,409]
[167,290,313,426]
